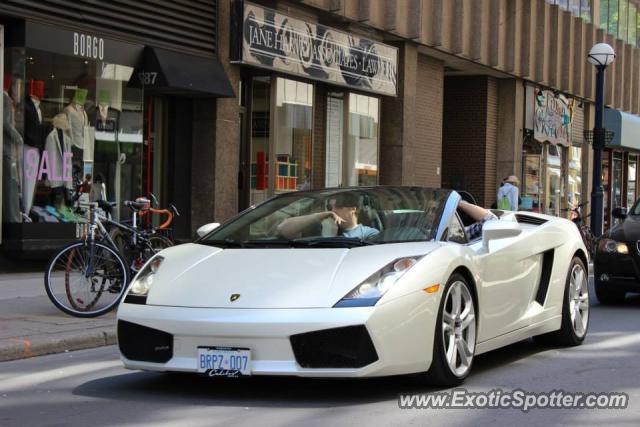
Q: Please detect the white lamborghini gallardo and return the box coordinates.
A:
[117,187,589,386]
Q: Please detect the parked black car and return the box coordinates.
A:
[594,204,640,304]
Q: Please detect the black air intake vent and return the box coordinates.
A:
[515,214,548,226]
[290,325,378,368]
[118,320,173,363]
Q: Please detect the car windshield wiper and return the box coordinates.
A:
[199,238,260,248]
[200,237,376,248]
[290,237,377,247]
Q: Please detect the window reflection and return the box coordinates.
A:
[347,93,379,186]
[275,78,313,193]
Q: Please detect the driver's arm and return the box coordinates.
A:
[458,200,491,221]
[276,211,334,239]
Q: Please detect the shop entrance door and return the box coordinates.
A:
[627,155,637,207]
[144,95,192,240]
[325,92,344,187]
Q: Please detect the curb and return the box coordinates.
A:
[0,328,116,362]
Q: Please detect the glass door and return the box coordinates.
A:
[347,93,379,186]
[325,91,380,188]
[628,154,637,207]
[325,92,344,188]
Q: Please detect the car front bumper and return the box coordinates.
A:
[116,291,439,378]
[594,250,640,291]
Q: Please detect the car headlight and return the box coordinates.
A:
[125,256,164,304]
[598,238,629,255]
[334,257,421,307]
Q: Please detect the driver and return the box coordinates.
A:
[277,193,379,240]
[458,200,498,240]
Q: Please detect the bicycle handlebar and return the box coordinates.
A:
[144,208,173,229]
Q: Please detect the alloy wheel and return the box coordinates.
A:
[569,262,589,338]
[442,281,476,377]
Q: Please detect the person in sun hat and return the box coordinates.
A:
[497,175,520,211]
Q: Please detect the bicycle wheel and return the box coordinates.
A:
[44,241,129,317]
[148,235,173,252]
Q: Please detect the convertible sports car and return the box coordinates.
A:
[117,187,589,386]
[594,202,640,304]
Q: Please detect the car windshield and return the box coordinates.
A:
[200,187,451,247]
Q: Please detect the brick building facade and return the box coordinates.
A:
[203,0,640,226]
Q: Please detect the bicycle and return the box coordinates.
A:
[564,201,596,259]
[108,197,174,272]
[44,200,171,317]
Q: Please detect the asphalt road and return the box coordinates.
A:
[1,287,640,427]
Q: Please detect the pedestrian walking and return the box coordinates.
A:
[497,175,520,211]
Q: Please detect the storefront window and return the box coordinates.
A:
[567,145,583,211]
[612,151,624,209]
[274,78,313,194]
[249,77,271,206]
[521,137,543,212]
[627,155,637,206]
[602,153,611,229]
[2,47,143,225]
[544,144,566,217]
[325,93,344,188]
[347,94,379,186]
[248,77,313,206]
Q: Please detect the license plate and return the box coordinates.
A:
[197,347,251,377]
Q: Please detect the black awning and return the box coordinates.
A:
[129,47,235,97]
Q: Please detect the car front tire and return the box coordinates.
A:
[422,273,476,386]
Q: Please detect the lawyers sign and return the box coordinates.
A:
[232,1,398,96]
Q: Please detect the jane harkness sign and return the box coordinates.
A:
[233,1,398,96]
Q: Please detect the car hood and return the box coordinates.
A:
[606,215,640,242]
[144,242,439,309]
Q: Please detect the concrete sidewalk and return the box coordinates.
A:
[0,272,116,362]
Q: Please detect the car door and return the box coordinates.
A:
[467,218,544,342]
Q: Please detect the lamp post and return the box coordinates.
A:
[587,43,615,237]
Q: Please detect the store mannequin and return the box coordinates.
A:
[96,89,117,134]
[94,89,121,218]
[24,80,45,151]
[64,88,89,151]
[3,74,24,223]
[23,80,46,215]
[44,113,73,199]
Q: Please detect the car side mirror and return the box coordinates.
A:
[482,220,522,251]
[196,222,220,238]
[612,207,627,219]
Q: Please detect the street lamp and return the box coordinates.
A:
[587,43,615,237]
